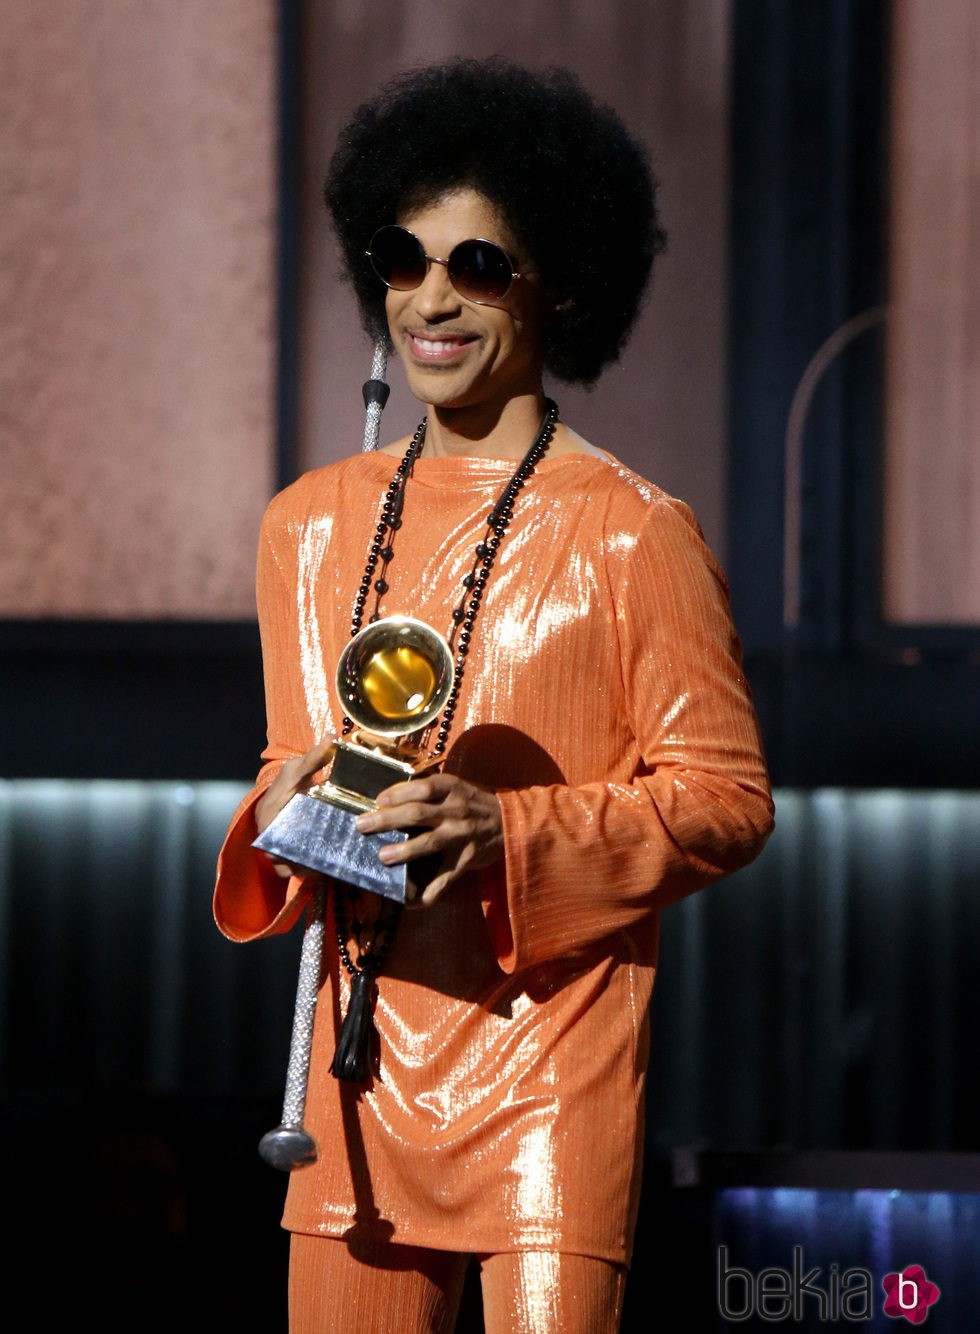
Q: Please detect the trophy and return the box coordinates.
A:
[252,614,454,903]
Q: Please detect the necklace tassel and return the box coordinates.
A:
[330,968,377,1082]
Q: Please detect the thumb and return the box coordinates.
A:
[295,738,337,782]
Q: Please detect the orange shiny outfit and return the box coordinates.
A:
[214,448,773,1267]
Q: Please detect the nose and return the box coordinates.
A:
[411,256,461,320]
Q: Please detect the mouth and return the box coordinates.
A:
[404,330,478,363]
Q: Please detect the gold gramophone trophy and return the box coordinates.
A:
[252,614,454,903]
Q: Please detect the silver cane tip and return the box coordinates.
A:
[258,1124,318,1171]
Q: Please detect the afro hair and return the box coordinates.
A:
[324,57,666,386]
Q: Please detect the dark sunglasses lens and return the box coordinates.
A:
[448,239,513,302]
[369,227,427,290]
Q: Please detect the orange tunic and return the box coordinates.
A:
[213,448,773,1264]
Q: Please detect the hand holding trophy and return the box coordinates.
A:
[252,613,454,902]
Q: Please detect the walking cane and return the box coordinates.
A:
[258,342,390,1171]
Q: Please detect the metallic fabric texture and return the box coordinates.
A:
[214,447,773,1262]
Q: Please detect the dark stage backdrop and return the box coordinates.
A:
[2,780,977,1147]
[1,781,978,1329]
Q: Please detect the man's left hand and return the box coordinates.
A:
[355,773,503,907]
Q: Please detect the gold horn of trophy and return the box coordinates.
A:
[252,615,454,902]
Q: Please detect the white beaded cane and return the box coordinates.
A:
[258,341,390,1171]
[257,884,327,1169]
[361,340,390,452]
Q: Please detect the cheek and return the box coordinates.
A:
[500,308,544,367]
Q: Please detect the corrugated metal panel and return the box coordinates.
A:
[1,782,977,1152]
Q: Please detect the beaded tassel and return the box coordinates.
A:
[330,889,401,1082]
[330,968,377,1083]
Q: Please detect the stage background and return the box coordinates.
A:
[1,1,978,1329]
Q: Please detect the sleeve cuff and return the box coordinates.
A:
[213,786,313,941]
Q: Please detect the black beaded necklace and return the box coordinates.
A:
[346,397,559,753]
[329,398,559,1083]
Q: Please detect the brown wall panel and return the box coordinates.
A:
[1,0,278,619]
[883,0,980,624]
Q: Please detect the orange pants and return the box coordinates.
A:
[288,1233,627,1333]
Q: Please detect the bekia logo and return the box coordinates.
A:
[882,1265,941,1324]
[717,1247,941,1324]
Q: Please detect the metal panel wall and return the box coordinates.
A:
[1,782,977,1154]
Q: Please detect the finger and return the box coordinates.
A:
[369,779,477,830]
[262,853,300,879]
[292,739,337,781]
[418,873,453,907]
[355,798,441,836]
[374,776,437,809]
[376,825,445,866]
[374,770,478,810]
[407,857,467,908]
[271,740,337,799]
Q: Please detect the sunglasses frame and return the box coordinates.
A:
[365,225,528,305]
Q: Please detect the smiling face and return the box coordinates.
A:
[384,188,548,427]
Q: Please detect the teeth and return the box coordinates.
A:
[415,336,462,353]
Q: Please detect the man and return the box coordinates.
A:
[215,57,773,1332]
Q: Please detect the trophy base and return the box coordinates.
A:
[253,792,411,903]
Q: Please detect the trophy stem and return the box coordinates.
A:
[258,881,326,1171]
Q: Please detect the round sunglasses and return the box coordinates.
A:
[365,225,529,305]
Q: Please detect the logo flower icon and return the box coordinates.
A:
[882,1265,941,1323]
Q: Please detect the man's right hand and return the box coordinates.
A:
[255,740,336,878]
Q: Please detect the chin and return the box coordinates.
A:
[405,374,481,411]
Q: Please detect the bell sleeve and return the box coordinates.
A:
[212,494,320,943]
[484,492,774,973]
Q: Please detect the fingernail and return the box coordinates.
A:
[355,814,374,833]
[377,846,395,864]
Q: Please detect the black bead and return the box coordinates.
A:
[374,579,388,594]
[452,608,465,624]
[462,573,475,589]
